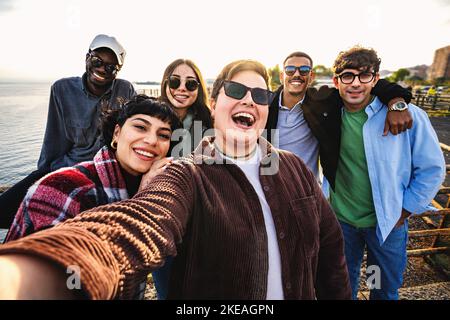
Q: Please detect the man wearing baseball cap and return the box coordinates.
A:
[0,34,136,230]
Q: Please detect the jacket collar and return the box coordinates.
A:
[192,135,280,174]
[81,72,115,98]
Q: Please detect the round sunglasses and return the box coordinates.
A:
[167,75,200,92]
[223,81,274,105]
[88,53,120,75]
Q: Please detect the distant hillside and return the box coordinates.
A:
[134,81,160,85]
[380,64,429,79]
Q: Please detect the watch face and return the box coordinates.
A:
[395,102,407,110]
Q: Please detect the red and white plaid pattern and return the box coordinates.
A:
[6,146,129,241]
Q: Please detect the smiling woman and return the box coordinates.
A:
[159,59,213,157]
[5,95,182,245]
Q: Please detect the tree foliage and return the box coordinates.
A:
[313,65,333,77]
[386,68,411,82]
[268,64,281,91]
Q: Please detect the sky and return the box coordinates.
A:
[0,0,449,82]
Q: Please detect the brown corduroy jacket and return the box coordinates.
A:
[0,136,351,299]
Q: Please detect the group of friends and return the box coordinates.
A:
[0,34,446,300]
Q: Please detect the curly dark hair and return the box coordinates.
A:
[101,94,182,153]
[333,45,381,75]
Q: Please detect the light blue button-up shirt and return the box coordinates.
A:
[361,97,445,243]
[273,92,320,179]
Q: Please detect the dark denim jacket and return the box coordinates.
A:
[37,74,136,171]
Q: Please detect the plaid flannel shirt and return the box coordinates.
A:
[6,146,129,241]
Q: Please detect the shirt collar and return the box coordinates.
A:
[340,95,383,117]
[278,89,304,111]
[365,96,383,116]
[192,135,280,175]
[81,72,115,98]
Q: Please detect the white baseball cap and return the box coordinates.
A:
[89,34,126,66]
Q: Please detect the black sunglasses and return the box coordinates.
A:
[284,65,312,76]
[88,53,120,75]
[223,81,274,105]
[167,75,200,92]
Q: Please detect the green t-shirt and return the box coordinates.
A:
[330,107,377,228]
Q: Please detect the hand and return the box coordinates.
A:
[394,209,411,228]
[0,254,78,299]
[138,157,174,192]
[383,98,413,136]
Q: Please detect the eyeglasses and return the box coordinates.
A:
[284,65,312,76]
[167,75,200,92]
[88,53,120,75]
[337,72,376,84]
[223,81,274,105]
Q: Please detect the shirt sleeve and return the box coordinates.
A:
[0,161,195,299]
[371,79,412,105]
[37,84,73,171]
[402,109,446,214]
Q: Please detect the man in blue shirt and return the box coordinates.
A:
[330,45,445,299]
[0,34,136,229]
[266,52,414,185]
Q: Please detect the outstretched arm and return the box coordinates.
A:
[0,161,195,299]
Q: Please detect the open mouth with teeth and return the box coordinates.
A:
[347,90,364,97]
[92,72,106,81]
[232,112,255,128]
[289,79,305,86]
[133,148,156,160]
[173,94,190,102]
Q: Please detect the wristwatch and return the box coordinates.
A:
[388,101,408,112]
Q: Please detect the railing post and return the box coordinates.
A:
[416,94,421,106]
[432,95,438,110]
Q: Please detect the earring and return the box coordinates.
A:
[110,140,117,150]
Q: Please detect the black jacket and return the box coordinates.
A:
[265,79,412,189]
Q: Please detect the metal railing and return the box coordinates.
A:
[414,93,450,111]
[136,88,161,98]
